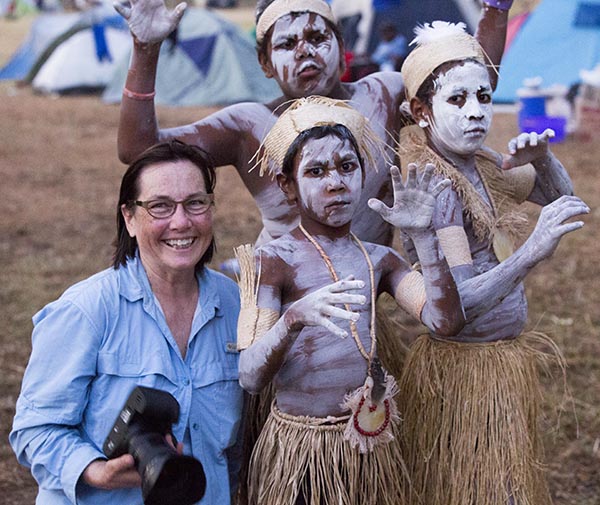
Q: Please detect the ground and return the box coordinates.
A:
[1,3,599,504]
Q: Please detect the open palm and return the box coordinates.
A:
[368,163,450,232]
[114,0,187,44]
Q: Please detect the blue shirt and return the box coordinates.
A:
[10,256,243,505]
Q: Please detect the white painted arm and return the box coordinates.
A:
[459,195,588,320]
[369,164,464,336]
[502,129,574,203]
[238,277,366,394]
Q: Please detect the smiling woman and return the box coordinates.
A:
[10,140,244,505]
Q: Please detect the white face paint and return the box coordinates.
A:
[428,61,493,157]
[267,13,341,98]
[293,135,363,229]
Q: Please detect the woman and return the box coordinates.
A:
[10,140,243,504]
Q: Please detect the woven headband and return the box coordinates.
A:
[253,96,385,177]
[401,22,488,101]
[256,0,336,44]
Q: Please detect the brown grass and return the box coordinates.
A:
[1,5,598,503]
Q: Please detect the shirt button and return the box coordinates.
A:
[184,378,190,386]
[192,423,199,430]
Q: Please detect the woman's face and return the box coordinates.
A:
[428,61,493,157]
[263,12,342,98]
[122,160,213,279]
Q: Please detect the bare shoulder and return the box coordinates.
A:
[193,101,274,131]
[362,241,408,271]
[257,233,303,280]
[348,71,405,99]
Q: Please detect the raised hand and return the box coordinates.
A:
[524,195,589,263]
[114,0,187,45]
[501,128,555,169]
[283,276,366,338]
[367,163,450,232]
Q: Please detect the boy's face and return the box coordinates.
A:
[429,61,493,156]
[282,134,363,230]
[261,12,343,98]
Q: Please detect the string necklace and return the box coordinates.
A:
[298,223,377,365]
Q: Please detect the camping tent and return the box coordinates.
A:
[0,6,130,93]
[495,0,600,102]
[102,7,280,106]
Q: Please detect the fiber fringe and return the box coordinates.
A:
[248,403,410,505]
[399,127,529,247]
[398,332,565,505]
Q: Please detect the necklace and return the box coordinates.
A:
[298,223,399,453]
[298,223,377,362]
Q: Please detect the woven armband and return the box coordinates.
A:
[394,270,426,322]
[436,226,473,268]
[234,244,279,351]
[482,0,513,11]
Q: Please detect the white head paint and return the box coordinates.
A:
[428,61,493,157]
[293,135,363,228]
[268,13,341,97]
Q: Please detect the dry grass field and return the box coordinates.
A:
[1,3,599,503]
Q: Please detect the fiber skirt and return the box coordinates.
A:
[398,332,562,505]
[247,402,407,505]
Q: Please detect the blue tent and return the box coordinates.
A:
[102,7,280,106]
[0,6,128,91]
[495,0,600,102]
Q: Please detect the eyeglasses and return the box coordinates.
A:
[132,194,214,219]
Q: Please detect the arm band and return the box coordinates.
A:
[122,88,156,101]
[482,0,513,11]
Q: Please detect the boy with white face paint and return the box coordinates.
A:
[113,0,514,248]
[235,97,464,504]
[397,21,590,505]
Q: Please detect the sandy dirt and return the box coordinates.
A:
[1,4,599,503]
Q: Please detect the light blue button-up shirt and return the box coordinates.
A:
[10,256,243,505]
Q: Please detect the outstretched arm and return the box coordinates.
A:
[114,0,186,162]
[502,129,574,204]
[368,164,464,336]
[475,0,511,90]
[238,270,366,394]
[458,195,588,319]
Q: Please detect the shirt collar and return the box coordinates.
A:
[118,255,223,318]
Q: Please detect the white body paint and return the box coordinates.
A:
[429,62,493,157]
[294,136,363,228]
[269,13,341,98]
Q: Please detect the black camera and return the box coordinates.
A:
[103,386,206,505]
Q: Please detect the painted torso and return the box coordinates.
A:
[433,163,528,342]
[258,231,407,417]
[167,72,404,246]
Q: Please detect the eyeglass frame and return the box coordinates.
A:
[130,193,215,219]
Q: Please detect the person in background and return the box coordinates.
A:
[371,22,407,72]
[10,140,243,504]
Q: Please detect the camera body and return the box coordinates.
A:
[103,386,206,505]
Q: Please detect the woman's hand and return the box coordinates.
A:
[502,128,555,169]
[368,163,450,233]
[283,276,366,338]
[82,455,142,490]
[114,0,187,45]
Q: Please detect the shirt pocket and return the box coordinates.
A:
[97,350,179,387]
[190,360,243,449]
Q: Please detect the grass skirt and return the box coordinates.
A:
[398,332,562,505]
[247,402,408,505]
